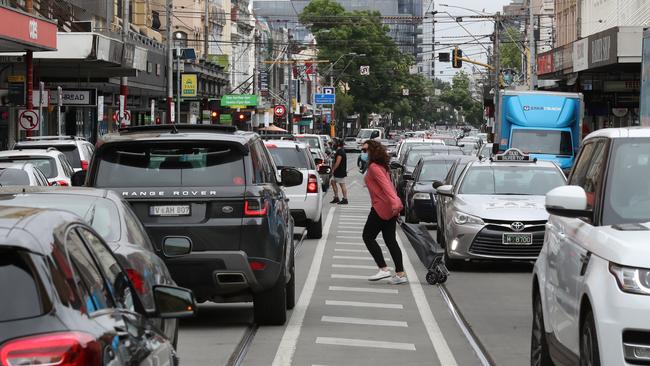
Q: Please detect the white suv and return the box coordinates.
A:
[265,140,328,239]
[13,136,95,172]
[0,148,74,186]
[532,127,650,366]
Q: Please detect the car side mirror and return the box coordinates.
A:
[163,237,192,257]
[545,186,591,218]
[314,158,324,165]
[436,185,454,197]
[318,165,331,175]
[492,143,500,155]
[390,161,402,170]
[71,170,87,186]
[432,180,444,189]
[281,167,303,187]
[153,285,197,318]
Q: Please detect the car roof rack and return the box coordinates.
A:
[259,133,296,141]
[22,136,84,141]
[118,124,237,134]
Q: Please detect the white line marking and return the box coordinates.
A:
[337,230,363,233]
[330,274,369,280]
[271,207,335,366]
[336,236,364,239]
[325,300,403,309]
[396,234,458,365]
[340,215,366,218]
[321,316,408,327]
[335,242,364,246]
[315,337,416,351]
[329,286,398,294]
[332,264,392,270]
[333,255,389,261]
[334,248,385,254]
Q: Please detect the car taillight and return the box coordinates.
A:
[80,160,89,171]
[0,331,101,366]
[126,268,145,294]
[51,180,69,186]
[244,199,268,216]
[307,174,318,193]
[249,261,266,271]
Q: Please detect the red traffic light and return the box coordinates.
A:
[238,113,245,120]
[211,111,219,118]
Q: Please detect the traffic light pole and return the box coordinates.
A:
[166,0,174,123]
[494,12,502,136]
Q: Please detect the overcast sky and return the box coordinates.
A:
[430,0,513,80]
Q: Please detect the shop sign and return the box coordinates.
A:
[0,7,57,51]
[221,94,258,107]
[604,80,640,92]
[122,44,135,68]
[589,27,618,69]
[573,39,589,72]
[181,74,198,98]
[52,89,96,106]
[537,52,554,75]
[561,44,573,71]
[133,47,148,71]
[108,41,123,64]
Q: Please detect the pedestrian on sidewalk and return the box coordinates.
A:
[361,140,407,284]
[330,138,349,205]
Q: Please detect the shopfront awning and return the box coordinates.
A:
[0,6,57,52]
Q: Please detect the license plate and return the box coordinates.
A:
[150,205,191,217]
[502,233,533,245]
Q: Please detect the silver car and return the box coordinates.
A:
[436,149,566,269]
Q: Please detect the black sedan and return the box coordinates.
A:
[0,206,195,365]
[0,187,183,345]
[404,156,457,223]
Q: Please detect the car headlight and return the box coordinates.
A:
[609,263,650,295]
[413,193,431,200]
[453,211,484,226]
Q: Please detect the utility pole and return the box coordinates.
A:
[166,0,174,123]
[121,0,130,126]
[494,12,501,135]
[528,0,536,90]
[204,0,210,59]
[177,48,181,123]
[25,0,33,137]
[286,31,292,133]
[311,61,317,133]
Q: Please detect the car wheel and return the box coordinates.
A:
[307,215,323,239]
[286,257,296,310]
[531,290,553,366]
[253,269,287,325]
[580,309,601,366]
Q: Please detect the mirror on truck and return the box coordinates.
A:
[371,131,379,139]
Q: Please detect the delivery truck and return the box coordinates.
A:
[492,90,583,171]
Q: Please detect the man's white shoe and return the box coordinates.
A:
[368,269,391,281]
[388,275,408,285]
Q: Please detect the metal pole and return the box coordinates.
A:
[57,86,62,135]
[204,0,209,59]
[312,61,317,133]
[177,48,181,123]
[120,0,130,126]
[167,0,174,123]
[38,81,43,136]
[494,12,501,135]
[286,32,292,132]
[528,0,536,89]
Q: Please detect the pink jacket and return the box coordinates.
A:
[364,163,403,220]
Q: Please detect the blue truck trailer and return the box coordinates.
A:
[493,90,584,171]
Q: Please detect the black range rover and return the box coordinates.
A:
[76,125,302,325]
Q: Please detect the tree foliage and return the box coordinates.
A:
[500,26,523,71]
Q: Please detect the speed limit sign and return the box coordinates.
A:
[274,105,286,118]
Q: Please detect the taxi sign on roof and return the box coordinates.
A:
[493,148,535,162]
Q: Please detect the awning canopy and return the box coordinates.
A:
[0,6,57,52]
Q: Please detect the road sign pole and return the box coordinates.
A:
[57,86,62,135]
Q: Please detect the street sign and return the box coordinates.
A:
[360,66,370,75]
[322,87,335,95]
[114,110,131,124]
[274,105,286,118]
[221,94,258,107]
[181,74,197,98]
[402,88,410,96]
[97,96,104,122]
[18,110,39,131]
[314,93,336,104]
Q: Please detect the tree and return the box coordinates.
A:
[500,26,523,71]
[440,71,483,127]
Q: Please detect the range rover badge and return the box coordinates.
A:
[222,206,234,214]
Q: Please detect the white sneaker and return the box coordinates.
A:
[368,269,391,281]
[388,275,408,285]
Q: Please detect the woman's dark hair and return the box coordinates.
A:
[365,140,390,171]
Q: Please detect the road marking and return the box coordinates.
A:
[271,207,335,366]
[315,337,416,351]
[336,226,363,229]
[321,316,408,327]
[325,300,403,309]
[332,264,392,270]
[333,255,389,261]
[336,235,364,239]
[337,230,363,234]
[335,242,364,246]
[330,274,369,280]
[396,234,458,365]
[334,248,386,254]
[329,286,398,294]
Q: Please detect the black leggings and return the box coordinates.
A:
[362,208,404,273]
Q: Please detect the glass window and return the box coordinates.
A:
[249,142,265,184]
[0,249,47,321]
[58,155,73,177]
[571,141,607,209]
[48,240,86,313]
[122,201,154,251]
[603,139,650,225]
[460,166,566,195]
[65,230,113,312]
[0,157,57,178]
[258,141,279,182]
[406,150,434,167]
[267,146,311,169]
[295,136,321,149]
[78,229,134,311]
[418,161,454,181]
[95,143,245,188]
[0,168,31,185]
[510,129,573,156]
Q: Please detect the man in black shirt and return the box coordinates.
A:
[330,138,349,204]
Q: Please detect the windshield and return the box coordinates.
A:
[0,157,56,178]
[95,143,245,188]
[357,130,374,139]
[419,161,454,181]
[511,129,573,156]
[0,168,30,185]
[268,147,311,169]
[460,166,565,195]
[18,145,80,168]
[604,139,650,225]
[406,150,434,167]
[3,194,121,241]
[296,136,321,149]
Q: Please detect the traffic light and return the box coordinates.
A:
[452,48,463,68]
[208,100,220,123]
[233,111,251,123]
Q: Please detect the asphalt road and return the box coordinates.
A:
[176,153,534,365]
